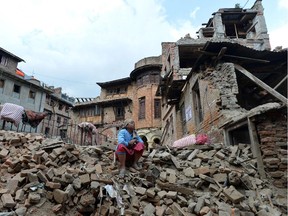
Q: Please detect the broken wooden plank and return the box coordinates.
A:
[187,149,199,161]
[156,180,194,196]
[148,149,157,158]
[247,118,266,178]
[170,155,182,170]
[172,202,188,216]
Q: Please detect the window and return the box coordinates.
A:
[13,84,21,98]
[58,104,64,111]
[46,95,51,104]
[229,124,251,145]
[169,114,174,134]
[63,118,68,125]
[0,79,4,88]
[139,97,145,119]
[29,90,35,99]
[49,99,55,107]
[0,79,4,93]
[57,116,61,124]
[80,110,85,117]
[44,127,50,136]
[107,86,127,95]
[0,55,8,66]
[154,99,161,118]
[192,81,203,125]
[28,90,36,103]
[180,103,187,134]
[87,108,93,117]
[95,105,101,116]
[13,84,20,93]
[60,129,67,139]
[84,107,100,117]
[136,72,160,87]
[115,106,125,120]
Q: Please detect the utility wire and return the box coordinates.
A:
[243,0,249,8]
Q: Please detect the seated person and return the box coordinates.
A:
[115,119,144,177]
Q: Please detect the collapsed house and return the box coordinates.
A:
[157,0,287,188]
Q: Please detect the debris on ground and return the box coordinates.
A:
[0,130,287,215]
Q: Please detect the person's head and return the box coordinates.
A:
[123,119,135,131]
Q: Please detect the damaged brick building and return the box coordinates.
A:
[74,56,162,148]
[157,0,287,187]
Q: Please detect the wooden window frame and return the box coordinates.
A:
[154,99,161,119]
[139,97,146,120]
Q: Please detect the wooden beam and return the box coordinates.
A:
[273,74,288,90]
[224,54,270,63]
[156,180,194,196]
[234,23,239,39]
[247,118,266,178]
[199,50,270,63]
[213,47,227,65]
[235,64,288,106]
[246,21,258,34]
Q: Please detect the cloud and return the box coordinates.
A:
[269,24,288,49]
[268,0,288,49]
[278,0,288,9]
[2,0,284,99]
[1,0,188,98]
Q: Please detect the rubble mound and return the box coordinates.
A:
[0,130,287,216]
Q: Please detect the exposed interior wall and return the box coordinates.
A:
[183,63,245,143]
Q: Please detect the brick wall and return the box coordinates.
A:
[185,63,241,143]
[256,110,287,188]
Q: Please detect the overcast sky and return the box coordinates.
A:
[1,0,287,98]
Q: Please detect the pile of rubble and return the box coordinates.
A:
[0,130,287,216]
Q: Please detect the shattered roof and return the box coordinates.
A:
[193,41,287,72]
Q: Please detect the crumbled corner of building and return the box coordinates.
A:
[0,130,287,216]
